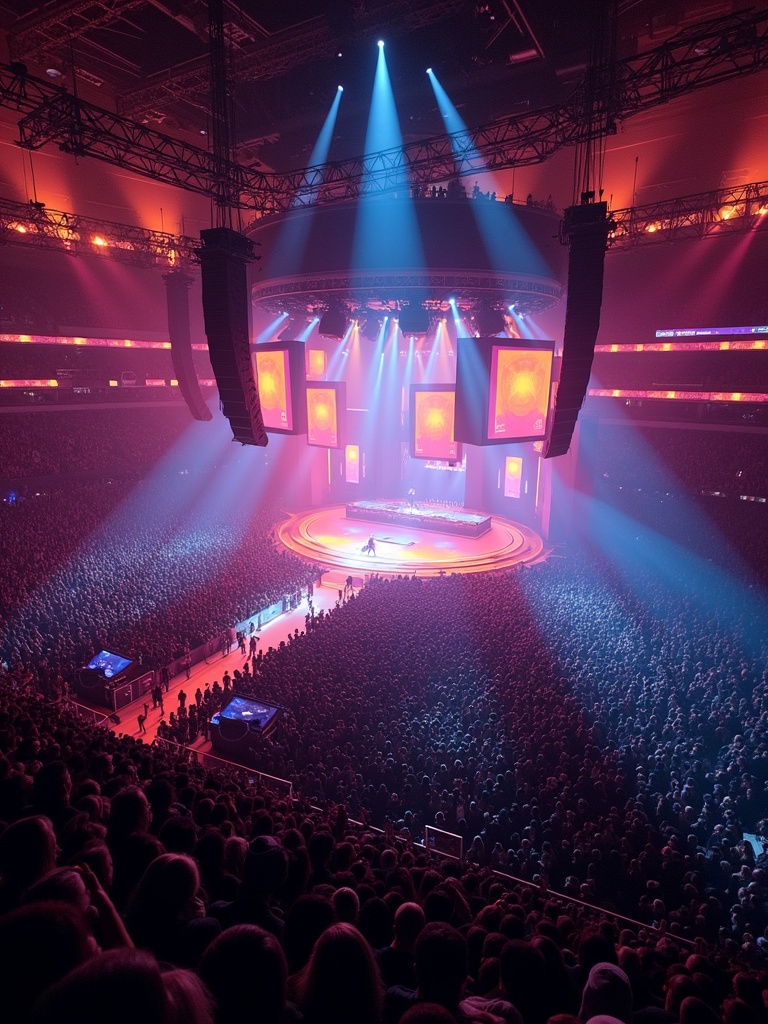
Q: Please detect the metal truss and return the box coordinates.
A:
[15,91,282,211]
[608,179,768,251]
[118,0,469,120]
[2,177,767,273]
[5,7,768,215]
[0,194,199,268]
[3,7,768,227]
[0,62,68,116]
[9,0,145,61]
[251,270,563,316]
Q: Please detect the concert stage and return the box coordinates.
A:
[346,499,491,537]
[277,503,544,577]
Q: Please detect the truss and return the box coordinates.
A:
[608,179,768,250]
[3,177,767,270]
[0,194,199,268]
[5,8,768,214]
[117,0,468,120]
[9,0,145,61]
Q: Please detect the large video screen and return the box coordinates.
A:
[345,444,360,483]
[504,456,523,499]
[411,386,461,461]
[255,348,292,431]
[456,338,555,447]
[488,346,553,441]
[253,342,306,434]
[87,649,132,678]
[306,382,345,448]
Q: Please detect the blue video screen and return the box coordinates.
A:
[87,650,133,679]
[212,695,279,730]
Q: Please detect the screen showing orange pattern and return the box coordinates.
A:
[488,347,553,440]
[306,386,340,447]
[345,444,360,483]
[255,349,292,431]
[504,456,523,498]
[413,389,459,460]
[307,348,327,379]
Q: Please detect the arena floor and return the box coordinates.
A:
[276,503,545,576]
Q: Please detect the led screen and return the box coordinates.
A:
[504,456,523,498]
[306,383,344,448]
[412,387,460,461]
[345,444,360,483]
[87,650,132,678]
[255,348,292,431]
[488,346,553,441]
[455,338,554,447]
[307,348,327,379]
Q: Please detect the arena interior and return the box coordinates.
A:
[1,2,768,1023]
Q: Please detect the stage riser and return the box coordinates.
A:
[346,501,491,538]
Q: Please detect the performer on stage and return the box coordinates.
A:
[362,534,376,556]
[408,487,416,511]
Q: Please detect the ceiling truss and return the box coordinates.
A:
[3,7,767,216]
[2,178,766,269]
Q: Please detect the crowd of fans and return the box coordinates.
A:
[1,537,768,1022]
[595,426,768,498]
[0,481,317,686]
[0,407,198,480]
[1,400,768,1021]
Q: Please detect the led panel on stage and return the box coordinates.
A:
[489,346,553,440]
[345,444,360,483]
[306,381,345,448]
[504,456,523,498]
[411,385,461,461]
[254,341,307,434]
[456,338,554,446]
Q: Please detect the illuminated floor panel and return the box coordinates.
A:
[277,504,544,576]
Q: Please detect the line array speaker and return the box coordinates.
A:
[199,227,267,447]
[544,202,609,459]
[164,271,212,421]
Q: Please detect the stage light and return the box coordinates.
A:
[398,304,430,335]
[508,304,516,312]
[378,39,384,47]
[475,305,505,333]
[92,235,107,247]
[318,306,348,339]
[359,309,381,341]
[426,68,432,74]
[338,85,344,92]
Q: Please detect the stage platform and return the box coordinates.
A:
[346,499,491,537]
[277,503,544,577]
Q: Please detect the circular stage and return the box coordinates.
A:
[277,503,545,577]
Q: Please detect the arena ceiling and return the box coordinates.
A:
[0,0,757,173]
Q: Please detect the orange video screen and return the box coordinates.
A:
[255,348,292,431]
[504,456,523,498]
[306,384,343,448]
[412,387,460,460]
[307,348,327,380]
[345,444,360,483]
[488,346,553,441]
